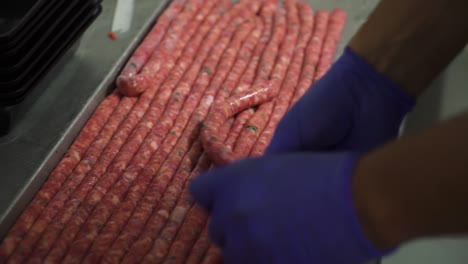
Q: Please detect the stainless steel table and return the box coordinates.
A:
[1,0,467,263]
[0,0,381,237]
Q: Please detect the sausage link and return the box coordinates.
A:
[116,9,258,264]
[84,8,242,264]
[10,97,136,264]
[41,1,216,262]
[251,0,314,156]
[0,93,119,262]
[314,9,347,81]
[184,222,210,264]
[117,0,187,95]
[141,22,258,264]
[223,109,254,149]
[201,6,288,165]
[200,246,222,264]
[118,0,204,96]
[161,11,271,262]
[152,118,233,264]
[221,0,276,156]
[119,5,264,263]
[138,23,255,264]
[235,0,300,159]
[58,2,237,263]
[290,10,330,105]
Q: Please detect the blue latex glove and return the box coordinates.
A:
[267,47,415,154]
[191,152,386,264]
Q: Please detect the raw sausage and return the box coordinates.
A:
[114,8,259,264]
[235,0,300,158]
[200,246,222,264]
[59,1,238,263]
[0,93,119,261]
[117,0,204,96]
[117,0,187,96]
[201,7,288,165]
[290,10,330,105]
[41,1,224,262]
[160,14,269,261]
[315,9,347,81]
[140,20,258,264]
[251,0,314,156]
[81,5,251,264]
[119,5,264,263]
[8,97,136,264]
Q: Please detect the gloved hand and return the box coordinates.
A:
[267,47,415,154]
[191,152,387,264]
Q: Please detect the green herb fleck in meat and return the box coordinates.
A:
[247,125,258,131]
[130,62,138,69]
[203,66,213,75]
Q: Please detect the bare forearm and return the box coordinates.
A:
[349,0,468,97]
[354,112,468,250]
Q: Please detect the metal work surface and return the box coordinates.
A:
[0,0,170,238]
[1,0,468,262]
[0,0,378,238]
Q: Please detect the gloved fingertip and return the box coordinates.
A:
[190,172,221,212]
[264,142,282,155]
[208,218,225,248]
[264,105,303,154]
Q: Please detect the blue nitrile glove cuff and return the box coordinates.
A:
[343,47,415,110]
[267,46,416,154]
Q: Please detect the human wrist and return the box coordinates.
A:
[352,112,468,252]
[348,0,468,97]
[351,153,405,252]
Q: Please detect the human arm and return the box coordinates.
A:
[355,112,468,251]
[190,112,468,264]
[330,0,468,247]
[350,0,468,97]
[267,0,468,154]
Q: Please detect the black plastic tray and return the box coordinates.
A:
[0,40,82,136]
[0,3,100,90]
[0,6,102,105]
[0,5,101,99]
[0,0,50,42]
[0,0,103,50]
[0,0,57,50]
[0,108,10,136]
[0,0,93,67]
